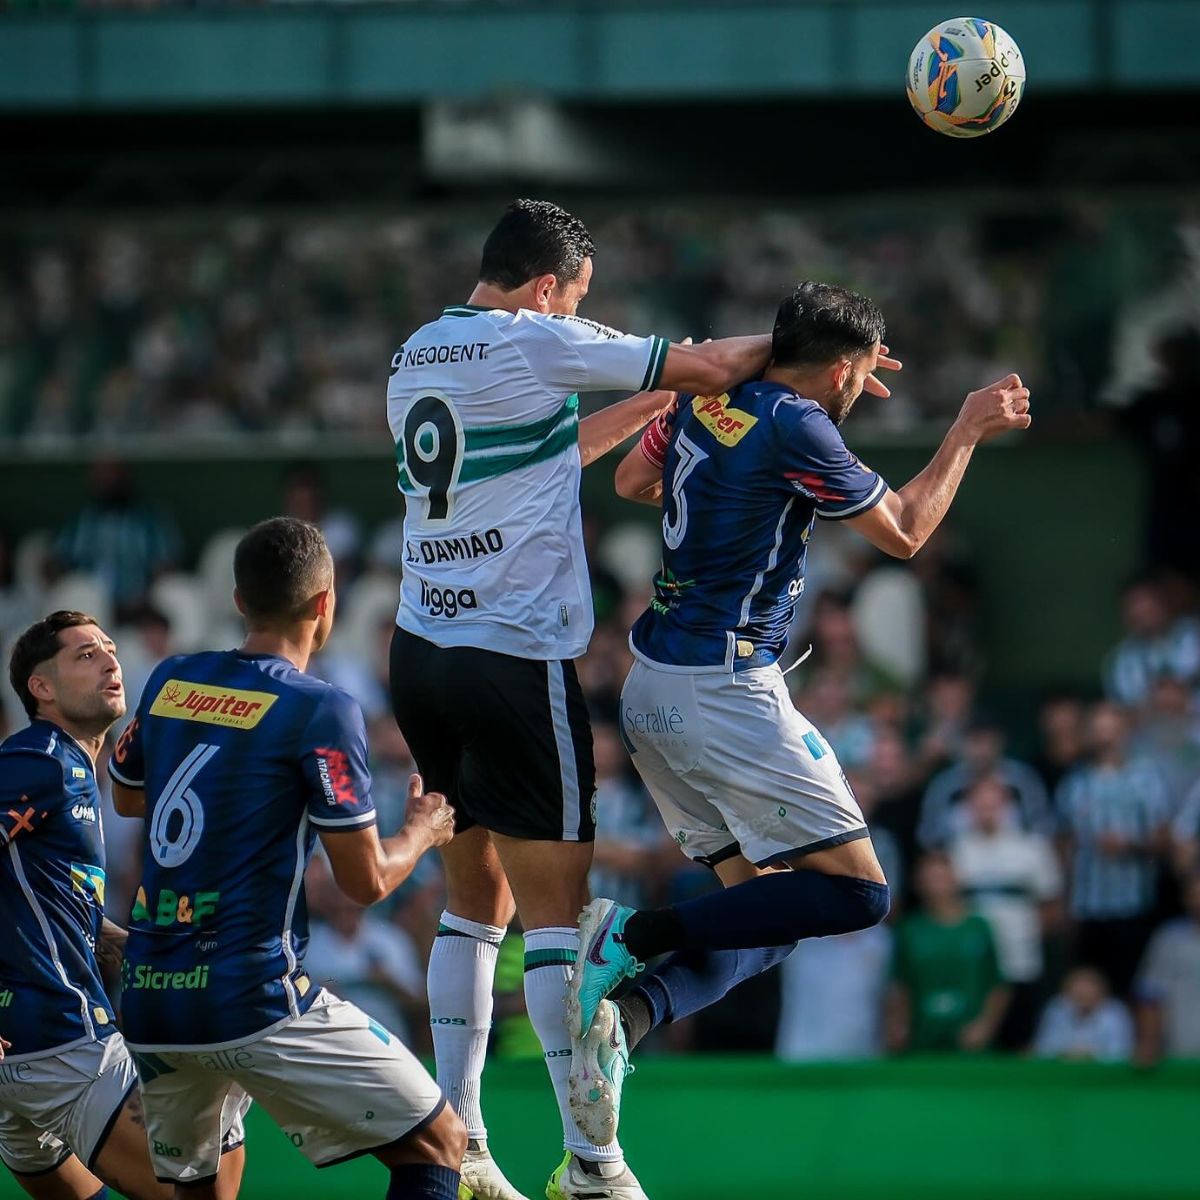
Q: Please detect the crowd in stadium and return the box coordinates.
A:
[2,457,1199,1068]
[2,200,1196,442]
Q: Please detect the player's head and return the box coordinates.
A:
[479,199,597,316]
[771,282,885,424]
[9,611,125,734]
[233,517,336,651]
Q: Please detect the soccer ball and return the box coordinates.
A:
[906,17,1025,138]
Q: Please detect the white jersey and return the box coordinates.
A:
[387,305,667,659]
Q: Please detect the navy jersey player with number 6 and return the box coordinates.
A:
[108,518,465,1200]
[565,282,1033,1148]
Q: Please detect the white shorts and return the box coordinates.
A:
[620,658,868,868]
[0,1032,248,1178]
[135,990,444,1183]
[0,1033,137,1176]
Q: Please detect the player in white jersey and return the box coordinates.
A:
[387,199,771,1200]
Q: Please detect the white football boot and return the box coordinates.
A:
[460,1139,532,1200]
[545,1151,650,1200]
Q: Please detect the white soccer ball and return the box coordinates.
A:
[906,17,1026,138]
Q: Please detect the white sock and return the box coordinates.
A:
[523,926,624,1164]
[427,910,505,1141]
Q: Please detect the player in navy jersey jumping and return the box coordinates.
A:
[566,281,1032,1144]
[107,517,464,1200]
[0,611,246,1200]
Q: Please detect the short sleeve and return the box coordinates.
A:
[300,689,376,831]
[776,402,887,520]
[108,716,145,788]
[518,313,668,394]
[0,752,63,844]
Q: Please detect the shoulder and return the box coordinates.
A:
[519,311,630,343]
[298,678,365,730]
[0,732,66,796]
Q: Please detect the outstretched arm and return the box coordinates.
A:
[847,373,1031,559]
[657,335,772,396]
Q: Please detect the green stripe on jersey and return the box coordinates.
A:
[395,394,579,492]
[523,948,578,971]
[642,335,669,391]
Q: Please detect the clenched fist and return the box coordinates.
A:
[955,373,1032,445]
[404,773,456,849]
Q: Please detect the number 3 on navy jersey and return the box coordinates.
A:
[402,393,465,523]
[663,431,708,550]
[150,744,219,868]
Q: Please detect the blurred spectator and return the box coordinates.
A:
[862,727,926,886]
[1171,778,1200,876]
[1033,967,1134,1063]
[776,926,892,1061]
[1102,575,1200,709]
[950,776,1063,1048]
[913,670,977,773]
[803,590,902,705]
[918,715,1050,848]
[589,722,672,910]
[886,853,1009,1053]
[1033,694,1088,796]
[1132,676,1200,799]
[113,604,174,718]
[304,860,426,1045]
[793,668,877,771]
[1057,701,1171,996]
[281,462,363,581]
[50,458,181,620]
[1134,872,1200,1063]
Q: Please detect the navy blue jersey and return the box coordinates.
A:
[109,651,376,1049]
[631,382,887,670]
[0,721,116,1060]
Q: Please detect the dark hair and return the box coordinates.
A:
[234,518,333,623]
[772,282,886,368]
[478,199,596,290]
[9,611,100,720]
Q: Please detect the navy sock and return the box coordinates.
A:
[623,942,799,1042]
[386,1163,461,1200]
[623,871,890,958]
[85,1189,108,1200]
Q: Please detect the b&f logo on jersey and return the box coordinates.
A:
[692,394,758,447]
[150,680,278,729]
[314,747,360,808]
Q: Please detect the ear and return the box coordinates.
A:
[832,357,854,392]
[233,588,246,616]
[27,670,54,707]
[532,273,558,312]
[313,589,332,619]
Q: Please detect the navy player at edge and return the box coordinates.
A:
[107,518,465,1200]
[566,282,1032,1144]
[0,612,246,1200]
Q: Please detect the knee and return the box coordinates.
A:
[856,880,891,929]
[427,1104,468,1170]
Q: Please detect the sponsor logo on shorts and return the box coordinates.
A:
[418,579,478,618]
[406,528,504,565]
[315,747,361,808]
[71,802,97,823]
[154,1141,183,1159]
[195,1048,254,1073]
[150,680,277,729]
[692,394,758,447]
[124,963,211,992]
[70,862,106,905]
[623,704,684,736]
[131,886,220,927]
[0,1060,33,1084]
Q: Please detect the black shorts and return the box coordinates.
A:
[389,625,596,842]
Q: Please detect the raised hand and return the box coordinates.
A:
[955,373,1032,444]
[404,773,456,848]
[864,343,903,398]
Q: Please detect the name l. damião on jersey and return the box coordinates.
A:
[405,528,505,565]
